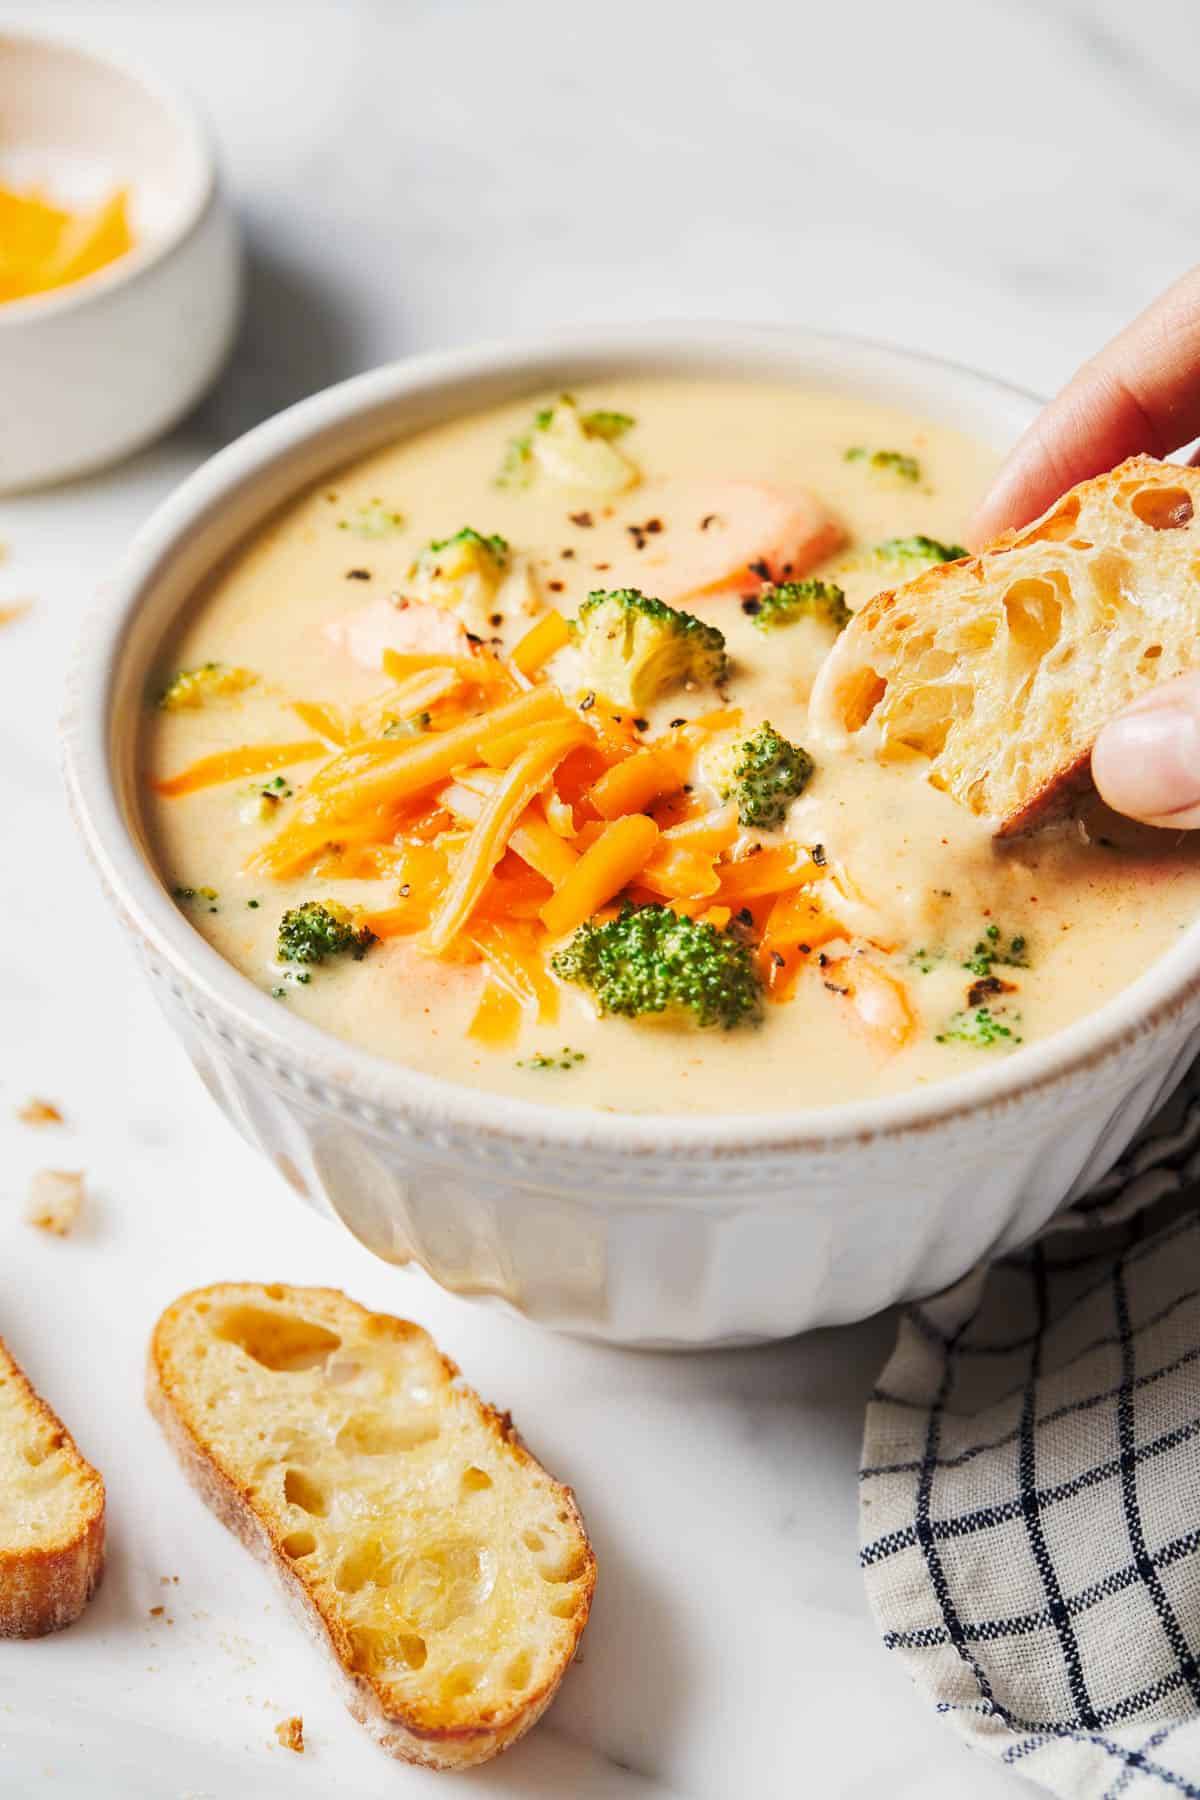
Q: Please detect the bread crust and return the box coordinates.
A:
[147,1283,594,1771]
[809,455,1200,834]
[0,1336,105,1639]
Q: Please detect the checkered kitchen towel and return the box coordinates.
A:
[861,1065,1200,1797]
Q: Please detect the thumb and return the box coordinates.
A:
[1092,671,1200,827]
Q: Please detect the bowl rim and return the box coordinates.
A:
[61,320,1200,1159]
[0,26,218,326]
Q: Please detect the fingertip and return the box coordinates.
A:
[1093,699,1200,825]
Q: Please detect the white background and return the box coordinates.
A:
[4,2,1196,1793]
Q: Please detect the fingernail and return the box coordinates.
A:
[1093,705,1200,822]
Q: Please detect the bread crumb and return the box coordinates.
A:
[17,1098,63,1126]
[26,1169,85,1236]
[274,1716,304,1754]
[149,1605,164,1617]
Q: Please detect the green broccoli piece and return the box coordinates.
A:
[573,588,727,709]
[962,923,1029,977]
[750,579,850,633]
[580,409,635,440]
[845,447,921,483]
[338,499,405,537]
[158,662,258,710]
[715,722,814,830]
[870,534,967,567]
[496,396,637,490]
[552,902,762,1030]
[277,901,376,966]
[425,526,509,565]
[936,1005,1023,1048]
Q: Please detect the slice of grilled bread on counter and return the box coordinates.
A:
[0,1335,105,1637]
[810,456,1200,835]
[147,1283,595,1771]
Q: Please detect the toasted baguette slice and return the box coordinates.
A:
[0,1336,105,1637]
[147,1284,595,1771]
[809,455,1200,834]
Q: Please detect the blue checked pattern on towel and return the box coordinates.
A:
[861,1066,1200,1797]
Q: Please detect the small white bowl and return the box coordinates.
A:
[62,325,1200,1346]
[0,29,240,492]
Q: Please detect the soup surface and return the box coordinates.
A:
[143,379,1200,1114]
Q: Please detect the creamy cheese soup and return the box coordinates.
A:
[143,379,1200,1114]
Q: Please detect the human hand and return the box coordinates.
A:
[970,267,1200,827]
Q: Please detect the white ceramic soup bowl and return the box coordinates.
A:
[63,324,1200,1347]
[0,29,240,492]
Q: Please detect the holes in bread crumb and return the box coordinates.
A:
[1018,495,1081,544]
[281,1530,317,1559]
[1141,644,1164,661]
[1003,578,1062,659]
[441,1662,486,1702]
[396,1540,496,1628]
[522,1530,545,1552]
[549,1594,578,1618]
[1132,486,1193,530]
[335,1540,391,1593]
[840,668,887,733]
[336,1413,439,1455]
[283,1467,328,1516]
[264,1284,286,1301]
[537,1545,589,1584]
[461,1466,493,1493]
[349,1625,428,1674]
[504,1650,532,1691]
[958,616,998,653]
[213,1306,340,1372]
[882,684,973,760]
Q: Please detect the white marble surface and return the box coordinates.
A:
[4,0,1195,1791]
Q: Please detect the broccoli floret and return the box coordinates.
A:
[871,534,966,567]
[406,527,510,632]
[425,526,509,564]
[277,901,376,966]
[845,447,921,483]
[580,409,635,440]
[749,579,850,633]
[552,902,762,1030]
[963,923,1029,977]
[338,499,405,537]
[936,1005,1023,1048]
[497,396,638,493]
[158,662,258,710]
[711,721,814,830]
[573,587,727,709]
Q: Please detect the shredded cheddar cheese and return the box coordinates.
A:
[0,184,134,304]
[152,584,908,1035]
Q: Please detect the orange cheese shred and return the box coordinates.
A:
[468,978,523,1046]
[292,700,348,745]
[0,185,134,303]
[540,813,661,939]
[254,688,567,877]
[152,740,326,798]
[587,745,690,820]
[469,923,558,1022]
[716,843,822,904]
[424,722,587,953]
[511,609,570,678]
